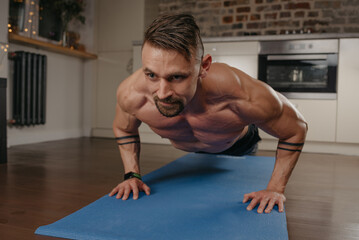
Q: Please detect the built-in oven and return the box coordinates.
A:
[258,39,338,99]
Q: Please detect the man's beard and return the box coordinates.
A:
[154,96,184,118]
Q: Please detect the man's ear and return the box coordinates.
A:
[199,54,212,78]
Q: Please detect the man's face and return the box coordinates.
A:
[142,43,201,118]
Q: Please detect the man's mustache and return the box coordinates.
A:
[154,96,181,104]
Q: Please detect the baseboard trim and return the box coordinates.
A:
[8,128,84,147]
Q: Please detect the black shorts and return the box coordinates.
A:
[198,124,261,156]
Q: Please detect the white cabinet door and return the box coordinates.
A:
[211,55,258,78]
[133,45,142,72]
[204,42,259,78]
[259,99,337,142]
[336,39,359,143]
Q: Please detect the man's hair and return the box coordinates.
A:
[143,14,204,62]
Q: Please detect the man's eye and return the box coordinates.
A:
[172,75,185,81]
[146,73,155,79]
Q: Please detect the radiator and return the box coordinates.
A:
[10,51,47,126]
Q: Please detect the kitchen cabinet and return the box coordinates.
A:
[259,99,337,142]
[204,41,338,143]
[134,41,260,77]
[204,41,259,78]
[133,45,142,72]
[336,39,359,143]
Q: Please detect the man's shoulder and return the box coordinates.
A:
[116,69,147,114]
[203,63,246,100]
[205,63,282,121]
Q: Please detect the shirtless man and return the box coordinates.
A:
[109,14,308,214]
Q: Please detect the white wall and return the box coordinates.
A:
[7,44,86,146]
[6,0,97,146]
[92,0,146,137]
[0,0,9,79]
[81,0,98,137]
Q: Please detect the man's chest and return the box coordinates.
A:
[136,103,247,144]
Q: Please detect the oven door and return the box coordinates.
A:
[258,53,338,98]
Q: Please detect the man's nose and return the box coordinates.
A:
[157,79,172,99]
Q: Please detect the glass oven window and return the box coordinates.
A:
[267,60,328,89]
[261,54,337,93]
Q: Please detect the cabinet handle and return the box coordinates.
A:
[267,54,328,61]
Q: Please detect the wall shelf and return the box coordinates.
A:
[8,33,97,60]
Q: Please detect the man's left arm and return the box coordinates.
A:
[243,93,308,214]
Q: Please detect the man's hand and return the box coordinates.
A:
[109,178,151,200]
[243,189,286,214]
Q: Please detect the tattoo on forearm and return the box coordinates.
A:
[115,134,139,140]
[277,141,304,153]
[118,140,140,146]
[278,141,304,146]
[116,135,140,146]
[277,147,302,152]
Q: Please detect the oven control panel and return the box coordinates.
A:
[259,39,338,55]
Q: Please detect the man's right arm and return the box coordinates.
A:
[109,100,151,200]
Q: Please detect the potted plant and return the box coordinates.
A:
[54,0,86,47]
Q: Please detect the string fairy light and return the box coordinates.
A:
[0,42,9,66]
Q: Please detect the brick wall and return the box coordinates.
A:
[158,0,359,37]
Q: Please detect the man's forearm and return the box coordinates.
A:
[266,147,301,193]
[267,133,306,192]
[115,133,142,174]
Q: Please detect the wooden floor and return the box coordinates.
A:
[1,137,359,240]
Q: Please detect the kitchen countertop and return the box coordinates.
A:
[202,33,359,43]
[133,33,359,45]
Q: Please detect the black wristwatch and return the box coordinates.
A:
[124,172,142,181]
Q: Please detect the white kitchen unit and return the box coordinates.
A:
[336,39,359,144]
[259,99,337,142]
[204,41,259,78]
[133,45,142,72]
[133,41,259,77]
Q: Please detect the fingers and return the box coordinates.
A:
[243,192,255,203]
[109,179,151,200]
[132,183,139,200]
[257,197,270,214]
[243,190,286,214]
[109,186,119,197]
[116,187,125,199]
[265,199,276,214]
[141,183,151,196]
[278,199,284,212]
[122,185,131,200]
[246,197,260,211]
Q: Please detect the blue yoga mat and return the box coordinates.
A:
[35,153,288,240]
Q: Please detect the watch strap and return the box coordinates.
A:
[124,172,142,181]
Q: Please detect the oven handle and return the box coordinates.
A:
[267,54,328,61]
